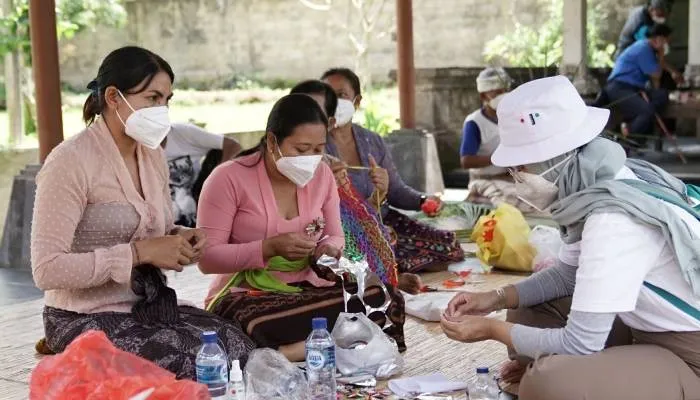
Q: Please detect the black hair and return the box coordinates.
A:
[647,23,673,38]
[321,68,362,98]
[83,46,175,125]
[236,94,329,164]
[289,79,338,117]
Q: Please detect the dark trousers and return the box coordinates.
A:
[604,81,669,135]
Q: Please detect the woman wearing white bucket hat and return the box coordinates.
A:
[442,76,700,399]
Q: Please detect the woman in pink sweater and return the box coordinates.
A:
[31,46,254,379]
[198,94,397,360]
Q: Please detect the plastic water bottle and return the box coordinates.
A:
[305,317,337,400]
[196,331,229,399]
[468,367,499,400]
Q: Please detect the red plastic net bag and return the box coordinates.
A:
[29,330,210,400]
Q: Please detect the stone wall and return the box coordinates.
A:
[57,0,646,89]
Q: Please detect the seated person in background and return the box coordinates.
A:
[605,24,677,138]
[290,79,415,296]
[197,94,405,360]
[321,67,465,274]
[31,46,254,379]
[615,0,670,59]
[163,123,241,227]
[461,67,535,214]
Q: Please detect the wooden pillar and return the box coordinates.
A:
[29,0,63,162]
[395,0,416,129]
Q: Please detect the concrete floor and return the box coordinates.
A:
[0,268,42,306]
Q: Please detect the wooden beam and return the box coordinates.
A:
[395,0,416,129]
[29,0,63,162]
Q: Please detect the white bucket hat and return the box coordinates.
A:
[491,75,610,167]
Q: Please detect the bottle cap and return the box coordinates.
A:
[312,317,327,330]
[476,367,489,374]
[201,331,218,343]
[230,359,243,381]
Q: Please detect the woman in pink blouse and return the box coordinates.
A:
[31,46,254,379]
[198,94,395,360]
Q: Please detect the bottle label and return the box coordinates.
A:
[306,346,335,371]
[196,364,228,396]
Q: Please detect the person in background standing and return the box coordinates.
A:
[615,0,671,59]
[163,123,241,227]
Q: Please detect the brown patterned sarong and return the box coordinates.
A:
[211,282,406,352]
[384,209,465,273]
[43,305,256,380]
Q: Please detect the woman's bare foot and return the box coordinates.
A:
[279,341,306,362]
[398,273,423,294]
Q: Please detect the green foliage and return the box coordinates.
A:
[362,101,398,136]
[483,0,615,68]
[0,0,126,63]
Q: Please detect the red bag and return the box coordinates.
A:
[29,330,210,400]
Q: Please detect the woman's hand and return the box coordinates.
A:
[368,155,389,195]
[329,160,349,185]
[421,195,443,217]
[314,243,341,261]
[134,235,197,271]
[440,315,495,343]
[444,290,501,320]
[263,233,316,261]
[176,228,207,263]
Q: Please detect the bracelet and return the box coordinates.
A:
[495,287,508,310]
[131,242,141,266]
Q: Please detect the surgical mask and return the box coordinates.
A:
[488,93,505,110]
[652,16,666,24]
[663,42,670,56]
[274,144,322,187]
[116,91,171,149]
[334,99,356,128]
[509,154,574,212]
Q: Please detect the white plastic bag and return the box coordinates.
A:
[331,313,404,379]
[403,291,457,322]
[529,225,562,272]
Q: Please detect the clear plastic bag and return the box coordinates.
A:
[529,225,562,272]
[244,348,309,400]
[332,313,404,379]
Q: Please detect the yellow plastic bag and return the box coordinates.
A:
[470,203,536,272]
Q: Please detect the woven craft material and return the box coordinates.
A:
[337,179,399,287]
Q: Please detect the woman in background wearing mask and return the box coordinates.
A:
[321,68,464,275]
[441,76,700,399]
[198,94,404,359]
[31,46,255,379]
[461,67,536,214]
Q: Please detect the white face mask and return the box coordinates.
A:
[274,143,322,187]
[509,154,574,213]
[334,99,356,128]
[115,91,171,149]
[652,16,666,24]
[663,42,670,56]
[488,93,506,110]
